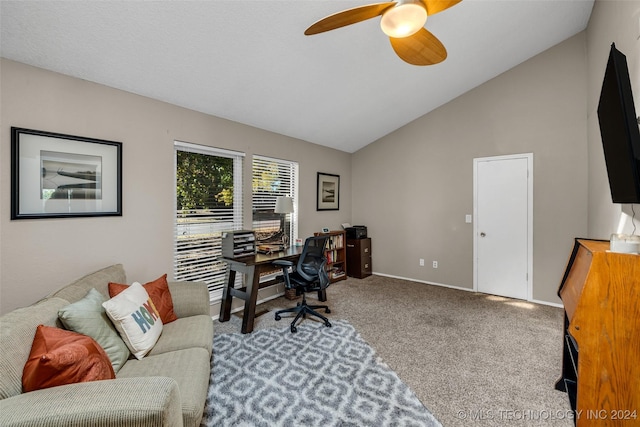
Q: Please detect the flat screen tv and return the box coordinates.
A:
[597,43,640,204]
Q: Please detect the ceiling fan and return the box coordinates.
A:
[304,0,462,66]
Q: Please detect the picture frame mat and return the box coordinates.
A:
[12,128,122,218]
[317,172,340,211]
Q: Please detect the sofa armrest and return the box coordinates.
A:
[0,377,183,427]
[167,281,210,318]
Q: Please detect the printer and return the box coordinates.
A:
[346,225,367,239]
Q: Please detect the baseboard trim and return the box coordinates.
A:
[530,299,563,308]
[373,272,563,307]
[372,272,474,293]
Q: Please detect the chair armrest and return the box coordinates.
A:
[272,260,294,289]
[272,260,294,267]
[167,281,210,318]
[0,377,183,427]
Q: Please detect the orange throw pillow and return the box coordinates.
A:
[22,325,115,392]
[109,274,178,323]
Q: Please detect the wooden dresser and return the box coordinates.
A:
[555,238,640,426]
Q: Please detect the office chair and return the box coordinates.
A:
[273,235,332,333]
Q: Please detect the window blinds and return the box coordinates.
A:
[174,141,244,302]
[252,155,298,244]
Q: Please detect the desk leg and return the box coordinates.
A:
[219,265,235,322]
[241,267,257,334]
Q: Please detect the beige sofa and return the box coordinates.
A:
[0,264,214,427]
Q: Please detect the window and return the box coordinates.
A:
[174,141,243,302]
[252,155,298,245]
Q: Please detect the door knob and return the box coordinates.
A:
[480,232,486,237]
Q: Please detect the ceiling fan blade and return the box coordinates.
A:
[389,27,447,65]
[422,0,462,16]
[305,2,396,35]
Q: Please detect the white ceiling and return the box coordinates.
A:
[1,0,594,153]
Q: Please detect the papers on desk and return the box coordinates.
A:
[257,244,284,254]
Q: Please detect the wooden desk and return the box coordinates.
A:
[219,246,327,333]
[555,238,640,426]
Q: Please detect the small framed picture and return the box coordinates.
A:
[322,227,330,233]
[11,127,122,219]
[317,172,340,211]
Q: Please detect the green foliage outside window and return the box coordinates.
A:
[252,162,280,193]
[176,151,233,209]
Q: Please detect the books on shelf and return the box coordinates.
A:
[326,250,345,264]
[315,230,347,284]
[329,265,345,279]
[325,233,344,250]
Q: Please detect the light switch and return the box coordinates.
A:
[465,214,472,223]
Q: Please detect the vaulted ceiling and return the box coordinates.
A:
[0,0,594,153]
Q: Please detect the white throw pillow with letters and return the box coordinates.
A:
[102,281,163,359]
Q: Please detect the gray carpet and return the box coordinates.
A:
[202,319,442,426]
[214,275,573,426]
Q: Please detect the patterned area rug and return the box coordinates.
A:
[201,319,441,426]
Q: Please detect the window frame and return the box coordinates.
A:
[252,155,299,247]
[173,141,244,302]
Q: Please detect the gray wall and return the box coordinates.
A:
[586,0,640,238]
[0,59,352,314]
[350,0,640,305]
[351,33,589,304]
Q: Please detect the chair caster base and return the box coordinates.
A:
[274,294,332,333]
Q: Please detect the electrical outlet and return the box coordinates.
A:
[419,258,425,266]
[433,261,438,268]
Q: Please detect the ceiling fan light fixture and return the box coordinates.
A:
[380,1,427,38]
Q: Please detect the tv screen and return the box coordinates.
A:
[597,43,640,204]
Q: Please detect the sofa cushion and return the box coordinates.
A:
[52,264,126,304]
[58,288,131,372]
[0,377,184,427]
[109,274,178,324]
[147,314,213,358]
[0,297,69,399]
[103,282,163,359]
[117,347,211,427]
[22,325,115,392]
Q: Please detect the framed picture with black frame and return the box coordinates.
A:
[317,172,340,211]
[11,127,122,219]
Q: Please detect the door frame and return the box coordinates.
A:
[473,153,533,301]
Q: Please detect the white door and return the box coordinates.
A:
[474,154,532,300]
